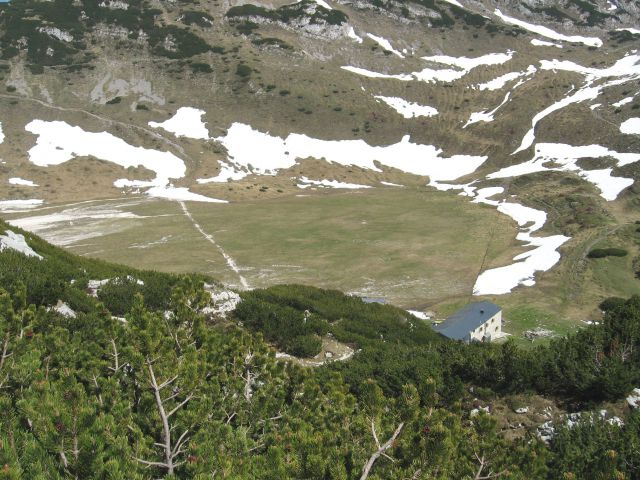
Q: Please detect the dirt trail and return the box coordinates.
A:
[178,201,250,289]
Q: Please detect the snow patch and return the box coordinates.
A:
[347,26,363,43]
[197,161,248,184]
[25,120,224,203]
[9,178,38,187]
[621,117,640,134]
[616,28,640,35]
[612,96,634,107]
[476,65,536,91]
[148,107,209,140]
[530,39,562,48]
[297,176,372,189]
[491,143,640,201]
[7,204,145,246]
[464,92,510,127]
[473,200,570,295]
[212,122,487,183]
[374,95,438,118]
[366,33,404,58]
[0,230,42,259]
[0,199,44,212]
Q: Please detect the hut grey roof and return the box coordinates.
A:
[434,301,501,340]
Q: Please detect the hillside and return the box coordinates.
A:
[1,220,640,478]
[0,0,639,339]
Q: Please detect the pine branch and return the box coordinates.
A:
[360,421,404,480]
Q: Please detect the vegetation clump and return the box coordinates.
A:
[588,247,629,258]
[1,221,640,478]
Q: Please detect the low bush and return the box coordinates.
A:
[587,247,628,259]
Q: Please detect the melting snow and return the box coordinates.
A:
[620,117,640,134]
[440,0,463,7]
[464,92,510,127]
[473,198,570,295]
[494,9,602,48]
[617,28,640,35]
[197,161,248,184]
[627,388,640,408]
[9,178,38,187]
[145,186,227,203]
[430,183,570,294]
[366,33,404,58]
[309,0,332,9]
[148,107,209,140]
[0,230,42,259]
[514,86,600,154]
[374,95,438,118]
[347,26,363,43]
[476,65,536,91]
[511,54,640,151]
[407,310,431,320]
[491,143,640,201]
[530,39,562,48]
[0,122,4,143]
[612,96,634,107]
[211,123,487,183]
[25,120,224,203]
[343,51,514,84]
[7,204,147,246]
[297,176,372,189]
[0,199,44,212]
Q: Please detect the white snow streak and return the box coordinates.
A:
[374,95,438,118]
[178,201,249,289]
[9,178,38,187]
[366,33,404,58]
[531,39,563,48]
[476,65,536,91]
[494,9,602,47]
[297,176,372,189]
[464,92,510,127]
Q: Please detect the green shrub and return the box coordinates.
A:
[190,62,213,73]
[97,277,142,316]
[106,96,122,105]
[288,334,322,357]
[587,248,628,259]
[236,63,252,78]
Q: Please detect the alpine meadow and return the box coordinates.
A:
[1,0,640,478]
